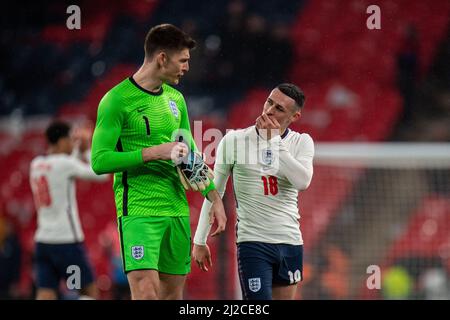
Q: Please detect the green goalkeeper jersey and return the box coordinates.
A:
[91,77,211,218]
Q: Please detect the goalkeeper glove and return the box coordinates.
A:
[176,151,214,191]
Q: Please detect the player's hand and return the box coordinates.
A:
[72,121,94,152]
[193,244,212,272]
[255,114,281,140]
[177,151,214,192]
[142,142,189,162]
[209,196,227,237]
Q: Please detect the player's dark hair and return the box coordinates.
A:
[144,24,196,58]
[277,83,306,109]
[46,121,71,145]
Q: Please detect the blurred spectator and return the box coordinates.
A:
[238,14,270,87]
[396,24,419,125]
[382,256,449,299]
[326,83,359,109]
[418,268,450,300]
[8,108,25,143]
[265,22,294,85]
[214,0,248,89]
[0,212,22,299]
[319,245,350,299]
[382,265,414,299]
[302,244,350,299]
[224,0,247,33]
[213,3,295,90]
[179,18,205,92]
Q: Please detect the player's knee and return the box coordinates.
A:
[159,289,183,300]
[130,276,159,300]
[133,286,158,300]
[133,290,158,300]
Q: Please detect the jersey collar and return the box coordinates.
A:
[255,126,290,140]
[129,76,163,96]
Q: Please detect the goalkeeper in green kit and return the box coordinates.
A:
[91,24,227,300]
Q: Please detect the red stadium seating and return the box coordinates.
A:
[41,0,159,47]
[387,195,450,263]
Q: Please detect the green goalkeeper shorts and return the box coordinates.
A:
[118,216,191,275]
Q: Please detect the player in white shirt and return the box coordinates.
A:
[29,121,108,300]
[193,83,314,300]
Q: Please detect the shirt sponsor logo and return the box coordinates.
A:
[248,277,261,292]
[169,100,179,118]
[131,245,144,260]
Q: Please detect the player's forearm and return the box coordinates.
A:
[194,170,229,244]
[194,200,213,245]
[87,172,109,181]
[278,148,313,190]
[206,170,229,200]
[77,166,110,181]
[91,149,143,174]
[91,123,142,174]
[206,189,221,202]
[141,145,169,162]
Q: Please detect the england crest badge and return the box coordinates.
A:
[131,245,144,260]
[248,278,261,292]
[261,149,273,166]
[169,100,179,119]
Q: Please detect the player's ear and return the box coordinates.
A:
[292,110,301,122]
[156,51,167,67]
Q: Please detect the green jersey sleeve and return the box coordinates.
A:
[91,91,143,174]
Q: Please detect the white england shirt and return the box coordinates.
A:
[29,151,107,244]
[195,126,314,245]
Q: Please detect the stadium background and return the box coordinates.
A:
[0,0,449,299]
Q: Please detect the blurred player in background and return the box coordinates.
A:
[29,121,108,300]
[91,24,226,300]
[193,83,314,300]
